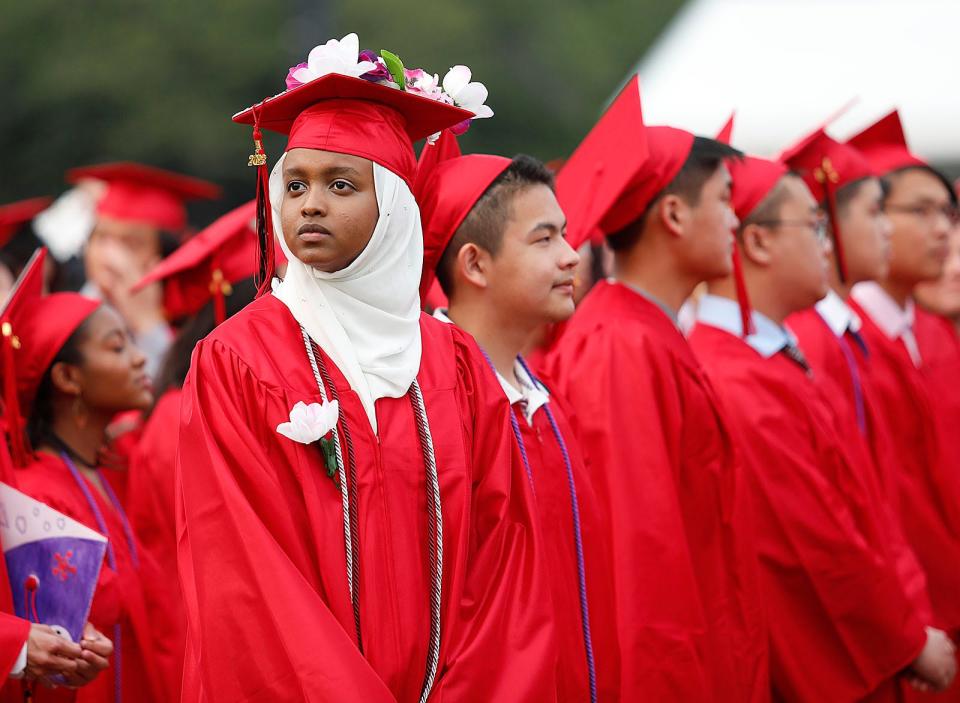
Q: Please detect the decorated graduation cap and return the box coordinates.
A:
[0,197,52,249]
[232,33,487,295]
[416,131,511,300]
[554,76,651,249]
[847,109,956,203]
[716,114,789,336]
[133,200,260,324]
[66,162,221,232]
[780,127,875,282]
[0,249,99,466]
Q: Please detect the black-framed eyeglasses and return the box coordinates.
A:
[751,217,829,243]
[885,202,960,224]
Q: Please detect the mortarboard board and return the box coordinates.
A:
[0,198,52,250]
[66,162,221,233]
[0,249,99,465]
[134,200,259,324]
[847,109,956,203]
[554,76,651,249]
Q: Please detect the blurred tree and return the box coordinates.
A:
[1,0,683,223]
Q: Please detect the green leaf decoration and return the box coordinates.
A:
[320,438,337,478]
[380,49,406,89]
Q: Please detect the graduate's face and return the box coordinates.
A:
[883,168,953,284]
[85,216,162,293]
[770,177,830,307]
[836,178,891,283]
[486,184,578,325]
[280,149,380,273]
[915,225,960,318]
[55,306,153,415]
[680,164,738,281]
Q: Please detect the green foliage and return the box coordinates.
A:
[1,0,684,224]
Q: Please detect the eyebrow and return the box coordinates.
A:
[101,327,126,342]
[530,220,567,234]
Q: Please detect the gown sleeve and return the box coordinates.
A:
[428,329,558,702]
[175,338,395,703]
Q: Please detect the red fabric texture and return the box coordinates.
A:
[175,294,559,701]
[543,281,769,702]
[690,322,927,702]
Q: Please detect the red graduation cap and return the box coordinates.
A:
[554,76,651,249]
[716,115,789,336]
[780,128,876,283]
[66,162,221,232]
[416,136,511,301]
[234,71,475,296]
[0,249,100,466]
[846,109,956,203]
[134,200,260,324]
[0,198,53,249]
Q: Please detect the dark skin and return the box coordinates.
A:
[279,148,380,273]
[27,306,152,688]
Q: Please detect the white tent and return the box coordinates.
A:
[633,0,960,164]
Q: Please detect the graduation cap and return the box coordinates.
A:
[846,109,956,202]
[416,132,511,301]
[0,198,52,249]
[0,482,107,650]
[779,128,875,283]
[0,249,99,465]
[554,76,652,249]
[133,200,260,324]
[66,162,221,232]
[233,50,475,296]
[716,115,789,336]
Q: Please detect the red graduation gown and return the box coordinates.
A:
[511,376,620,701]
[787,309,933,623]
[689,323,927,702]
[914,308,960,474]
[849,300,960,633]
[128,388,185,701]
[175,293,558,702]
[16,453,164,703]
[542,281,768,703]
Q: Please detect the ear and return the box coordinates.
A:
[455,243,493,290]
[739,223,776,267]
[49,361,83,398]
[657,194,688,238]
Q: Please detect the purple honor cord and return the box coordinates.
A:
[481,348,598,703]
[836,333,867,434]
[62,453,138,703]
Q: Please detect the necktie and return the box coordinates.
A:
[781,342,811,374]
[837,332,867,433]
[846,327,869,358]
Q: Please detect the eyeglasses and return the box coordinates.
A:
[885,202,960,225]
[752,217,829,243]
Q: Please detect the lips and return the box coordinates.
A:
[553,279,575,295]
[298,223,331,242]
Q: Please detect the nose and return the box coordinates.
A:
[129,342,147,371]
[559,237,581,270]
[879,212,893,243]
[726,204,740,234]
[300,187,328,218]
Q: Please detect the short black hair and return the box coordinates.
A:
[883,165,958,207]
[436,154,555,297]
[833,176,874,217]
[607,136,742,252]
[740,173,799,231]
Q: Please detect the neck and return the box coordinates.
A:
[878,277,914,309]
[612,242,697,315]
[48,403,111,467]
[827,268,853,300]
[446,299,527,385]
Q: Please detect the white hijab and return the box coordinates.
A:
[271,153,423,434]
